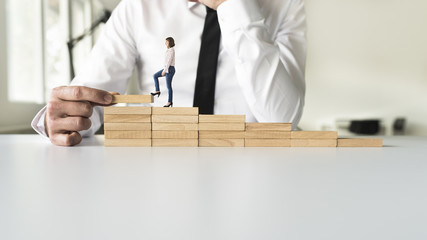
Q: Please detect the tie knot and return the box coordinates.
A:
[206,6,216,13]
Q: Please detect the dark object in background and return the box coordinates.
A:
[393,118,406,135]
[67,9,112,80]
[349,120,380,135]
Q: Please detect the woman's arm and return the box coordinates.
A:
[164,48,175,73]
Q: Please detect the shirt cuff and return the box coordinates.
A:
[217,0,264,32]
[31,106,49,139]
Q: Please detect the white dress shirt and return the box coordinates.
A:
[164,47,175,73]
[32,0,307,137]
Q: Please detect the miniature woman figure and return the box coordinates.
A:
[151,37,176,107]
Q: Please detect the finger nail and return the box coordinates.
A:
[104,94,113,103]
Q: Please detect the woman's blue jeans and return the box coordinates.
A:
[153,66,175,103]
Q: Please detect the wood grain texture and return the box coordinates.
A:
[199,115,245,123]
[245,131,291,139]
[112,95,153,103]
[245,139,291,147]
[105,131,151,139]
[199,139,245,147]
[152,123,199,131]
[104,123,152,131]
[104,107,151,115]
[152,139,199,147]
[152,107,199,115]
[291,139,337,147]
[152,131,198,139]
[245,123,292,131]
[151,115,199,123]
[199,131,245,139]
[104,114,151,123]
[337,138,383,147]
[105,139,151,147]
[199,123,245,131]
[291,131,338,139]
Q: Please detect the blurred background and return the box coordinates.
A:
[0,0,426,136]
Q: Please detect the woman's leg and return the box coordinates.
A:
[153,69,163,92]
[165,67,175,103]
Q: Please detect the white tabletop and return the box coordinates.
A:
[0,135,426,240]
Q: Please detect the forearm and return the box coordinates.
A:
[164,52,173,73]
[164,64,170,73]
[217,0,306,127]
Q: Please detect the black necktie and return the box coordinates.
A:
[193,7,221,114]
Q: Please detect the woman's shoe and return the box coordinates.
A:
[151,91,161,97]
[164,102,173,107]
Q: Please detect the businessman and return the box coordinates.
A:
[32,0,307,146]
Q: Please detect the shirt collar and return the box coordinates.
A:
[187,1,199,9]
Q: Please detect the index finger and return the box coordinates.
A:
[52,86,113,105]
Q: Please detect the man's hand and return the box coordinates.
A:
[162,71,166,76]
[188,0,227,10]
[45,86,115,146]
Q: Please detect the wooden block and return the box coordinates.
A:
[152,107,198,115]
[152,131,198,139]
[199,139,244,147]
[337,138,383,147]
[105,131,151,139]
[199,131,245,139]
[245,139,291,147]
[104,107,151,115]
[151,115,198,123]
[246,123,292,131]
[104,123,151,131]
[152,139,198,147]
[291,139,337,147]
[112,95,153,103]
[104,114,151,123]
[291,131,338,139]
[199,123,245,131]
[199,115,245,123]
[152,123,199,131]
[105,139,151,147]
[245,131,291,139]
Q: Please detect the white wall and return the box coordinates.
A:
[301,0,427,135]
[0,0,44,133]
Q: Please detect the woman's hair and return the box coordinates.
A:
[166,37,175,48]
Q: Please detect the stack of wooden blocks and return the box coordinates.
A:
[104,106,152,147]
[104,95,153,147]
[103,95,383,148]
[151,107,199,147]
[245,123,292,147]
[337,138,383,147]
[199,115,246,147]
[291,131,338,147]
